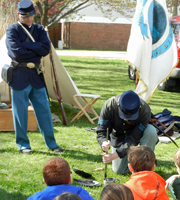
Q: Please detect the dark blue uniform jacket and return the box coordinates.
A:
[6,21,50,90]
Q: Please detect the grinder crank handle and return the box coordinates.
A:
[104,128,109,179]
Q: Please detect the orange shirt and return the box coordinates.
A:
[124,171,169,200]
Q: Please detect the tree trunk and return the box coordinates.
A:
[172,5,178,16]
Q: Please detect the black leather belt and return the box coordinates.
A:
[18,62,40,69]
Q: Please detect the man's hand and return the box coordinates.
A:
[102,140,111,152]
[101,152,119,164]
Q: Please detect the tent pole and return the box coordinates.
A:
[49,45,68,125]
[45,27,68,125]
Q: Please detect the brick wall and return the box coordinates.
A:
[69,22,131,51]
[48,23,62,48]
[49,22,131,51]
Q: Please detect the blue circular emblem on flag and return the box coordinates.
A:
[148,1,167,44]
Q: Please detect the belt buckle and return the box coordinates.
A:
[27,62,35,68]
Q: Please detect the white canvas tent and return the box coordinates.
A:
[0,35,100,124]
[42,44,89,109]
[0,35,11,102]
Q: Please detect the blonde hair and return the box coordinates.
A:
[174,149,180,168]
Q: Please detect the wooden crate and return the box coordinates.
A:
[0,106,37,131]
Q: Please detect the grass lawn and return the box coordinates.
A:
[1,56,180,200]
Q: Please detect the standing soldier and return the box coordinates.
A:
[6,0,63,154]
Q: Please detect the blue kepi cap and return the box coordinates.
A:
[17,0,35,17]
[118,90,140,120]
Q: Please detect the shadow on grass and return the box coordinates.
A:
[0,188,28,200]
[0,148,57,156]
[155,159,176,180]
[31,149,102,163]
[0,148,18,153]
[62,149,102,162]
[0,142,102,163]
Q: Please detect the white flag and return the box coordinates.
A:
[126,0,178,102]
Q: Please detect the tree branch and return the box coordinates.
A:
[36,1,43,16]
[48,0,90,27]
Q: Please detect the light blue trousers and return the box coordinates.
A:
[11,84,58,150]
[112,124,158,174]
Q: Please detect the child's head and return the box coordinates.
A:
[128,145,155,173]
[174,149,180,174]
[43,157,71,186]
[53,192,82,200]
[100,183,134,200]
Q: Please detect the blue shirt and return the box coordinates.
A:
[27,184,96,200]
